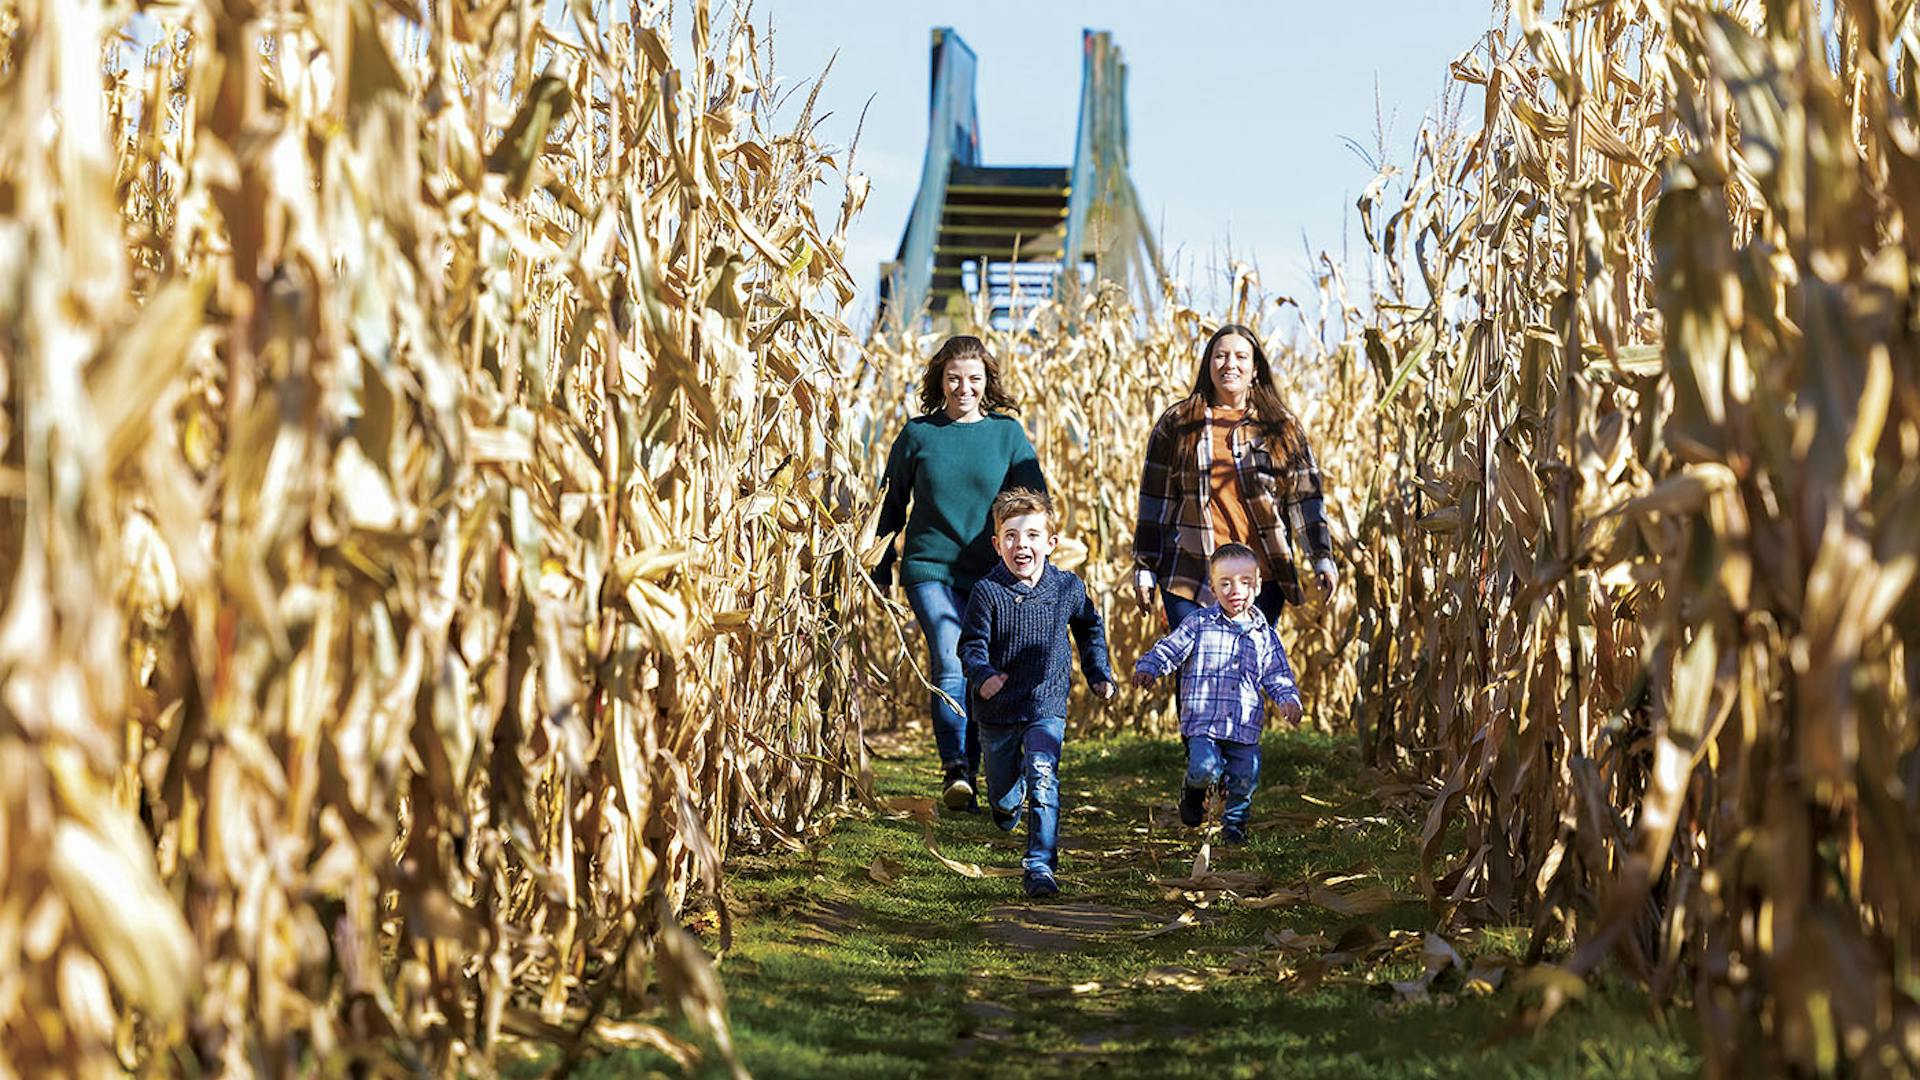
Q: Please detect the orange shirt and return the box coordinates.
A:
[1205,408,1271,578]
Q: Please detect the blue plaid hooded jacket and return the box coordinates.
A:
[1133,604,1301,744]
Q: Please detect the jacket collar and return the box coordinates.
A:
[1173,392,1254,424]
[1197,602,1268,632]
[986,561,1054,593]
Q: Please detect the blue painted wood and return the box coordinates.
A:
[884,28,979,331]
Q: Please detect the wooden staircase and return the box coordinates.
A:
[929,164,1070,323]
[879,29,1160,332]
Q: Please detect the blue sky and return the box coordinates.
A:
[128,1,1503,325]
[747,1,1502,325]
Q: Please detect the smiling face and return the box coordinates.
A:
[942,356,987,421]
[1210,553,1262,618]
[992,511,1058,584]
[1208,333,1256,407]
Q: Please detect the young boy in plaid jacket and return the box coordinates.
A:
[1131,543,1302,844]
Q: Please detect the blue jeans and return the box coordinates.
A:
[904,581,977,778]
[1184,734,1261,832]
[1161,581,1285,630]
[982,716,1065,875]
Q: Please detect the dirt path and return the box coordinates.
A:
[541,730,1696,1079]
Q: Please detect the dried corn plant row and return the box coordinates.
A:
[1347,1,1920,1074]
[0,0,871,1074]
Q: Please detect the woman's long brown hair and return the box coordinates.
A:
[918,335,1018,415]
[1190,323,1308,461]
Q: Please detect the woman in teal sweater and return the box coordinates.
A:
[873,336,1046,810]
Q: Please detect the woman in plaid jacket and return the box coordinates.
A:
[1130,324,1337,628]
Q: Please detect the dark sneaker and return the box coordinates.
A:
[1221,826,1249,846]
[942,769,977,811]
[1178,785,1207,827]
[991,807,1017,831]
[1023,870,1060,899]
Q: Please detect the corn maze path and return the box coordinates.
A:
[534,729,1701,1079]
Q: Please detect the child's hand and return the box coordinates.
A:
[1130,669,1155,689]
[1093,681,1116,701]
[979,673,1008,700]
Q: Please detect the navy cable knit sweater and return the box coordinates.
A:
[957,563,1115,725]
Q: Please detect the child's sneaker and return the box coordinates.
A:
[1023,869,1060,899]
[990,806,1017,831]
[942,767,977,811]
[1221,826,1249,846]
[1178,784,1207,827]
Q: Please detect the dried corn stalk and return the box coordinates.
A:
[0,0,872,1073]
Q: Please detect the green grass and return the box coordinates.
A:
[527,730,1699,1079]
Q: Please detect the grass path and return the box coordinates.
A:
[560,730,1698,1078]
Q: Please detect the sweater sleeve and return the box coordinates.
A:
[1002,420,1046,493]
[1068,581,1115,686]
[1260,627,1302,708]
[1132,408,1180,577]
[1133,616,1199,681]
[871,424,915,586]
[957,586,1001,689]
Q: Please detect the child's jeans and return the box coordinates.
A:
[981,716,1066,875]
[904,580,979,780]
[1184,734,1261,831]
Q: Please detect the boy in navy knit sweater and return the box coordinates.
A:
[958,489,1116,898]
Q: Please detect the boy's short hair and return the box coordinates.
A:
[1210,543,1262,574]
[990,487,1058,532]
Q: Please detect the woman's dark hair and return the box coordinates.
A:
[918,335,1017,415]
[1191,323,1307,460]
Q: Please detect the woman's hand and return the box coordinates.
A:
[1130,669,1155,689]
[1093,681,1116,701]
[979,673,1008,700]
[1313,561,1338,600]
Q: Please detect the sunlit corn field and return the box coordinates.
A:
[0,0,1915,1076]
[0,0,873,1073]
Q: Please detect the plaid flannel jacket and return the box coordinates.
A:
[1131,393,1334,606]
[1133,605,1301,743]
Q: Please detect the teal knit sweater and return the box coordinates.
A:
[874,414,1046,591]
